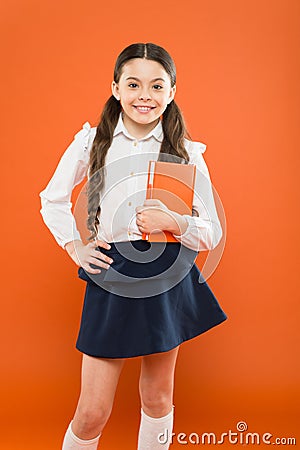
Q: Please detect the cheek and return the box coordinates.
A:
[121,92,138,104]
[154,92,170,105]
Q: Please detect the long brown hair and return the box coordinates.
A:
[87,42,192,242]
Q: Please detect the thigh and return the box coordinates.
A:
[139,346,180,398]
[76,353,125,412]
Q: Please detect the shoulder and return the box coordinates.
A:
[73,121,97,152]
[57,122,97,166]
[184,138,207,158]
[184,138,210,175]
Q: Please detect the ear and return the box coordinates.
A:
[168,85,176,104]
[111,81,120,101]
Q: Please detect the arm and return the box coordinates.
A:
[172,143,223,252]
[65,239,85,261]
[163,211,189,236]
[39,122,92,249]
[39,123,115,274]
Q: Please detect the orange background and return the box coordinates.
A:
[0,0,299,448]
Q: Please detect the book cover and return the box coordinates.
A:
[142,160,196,242]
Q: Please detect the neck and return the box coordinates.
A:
[122,113,160,140]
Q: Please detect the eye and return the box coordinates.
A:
[153,85,163,90]
[128,83,138,88]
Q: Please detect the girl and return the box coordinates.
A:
[39,42,227,450]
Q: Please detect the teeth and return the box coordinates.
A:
[136,106,152,111]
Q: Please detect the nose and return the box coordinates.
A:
[139,89,151,101]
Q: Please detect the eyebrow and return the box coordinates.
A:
[125,76,166,83]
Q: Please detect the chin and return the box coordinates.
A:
[132,112,161,122]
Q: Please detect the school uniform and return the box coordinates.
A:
[39,112,227,358]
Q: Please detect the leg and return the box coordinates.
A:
[137,346,180,449]
[68,354,125,440]
[139,346,179,416]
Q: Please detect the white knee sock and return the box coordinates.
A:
[137,406,174,450]
[62,420,101,449]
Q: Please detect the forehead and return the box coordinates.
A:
[120,58,170,83]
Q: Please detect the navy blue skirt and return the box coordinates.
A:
[76,240,227,358]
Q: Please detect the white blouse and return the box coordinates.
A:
[39,112,223,252]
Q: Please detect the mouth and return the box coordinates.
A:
[133,105,156,113]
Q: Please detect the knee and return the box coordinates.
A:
[140,386,173,417]
[73,404,112,438]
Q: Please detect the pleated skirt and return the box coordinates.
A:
[76,240,227,358]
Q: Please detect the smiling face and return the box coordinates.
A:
[112,58,176,138]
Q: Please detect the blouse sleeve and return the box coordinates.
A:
[172,141,223,252]
[39,122,93,249]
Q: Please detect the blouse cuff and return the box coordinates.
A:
[172,214,193,240]
[172,214,222,252]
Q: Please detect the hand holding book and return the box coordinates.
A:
[137,160,196,242]
[135,199,189,239]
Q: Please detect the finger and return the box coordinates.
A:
[135,205,145,213]
[89,256,111,270]
[93,249,114,264]
[95,240,111,250]
[136,213,146,222]
[82,264,101,274]
[141,204,160,211]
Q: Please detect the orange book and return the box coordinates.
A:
[142,160,196,242]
